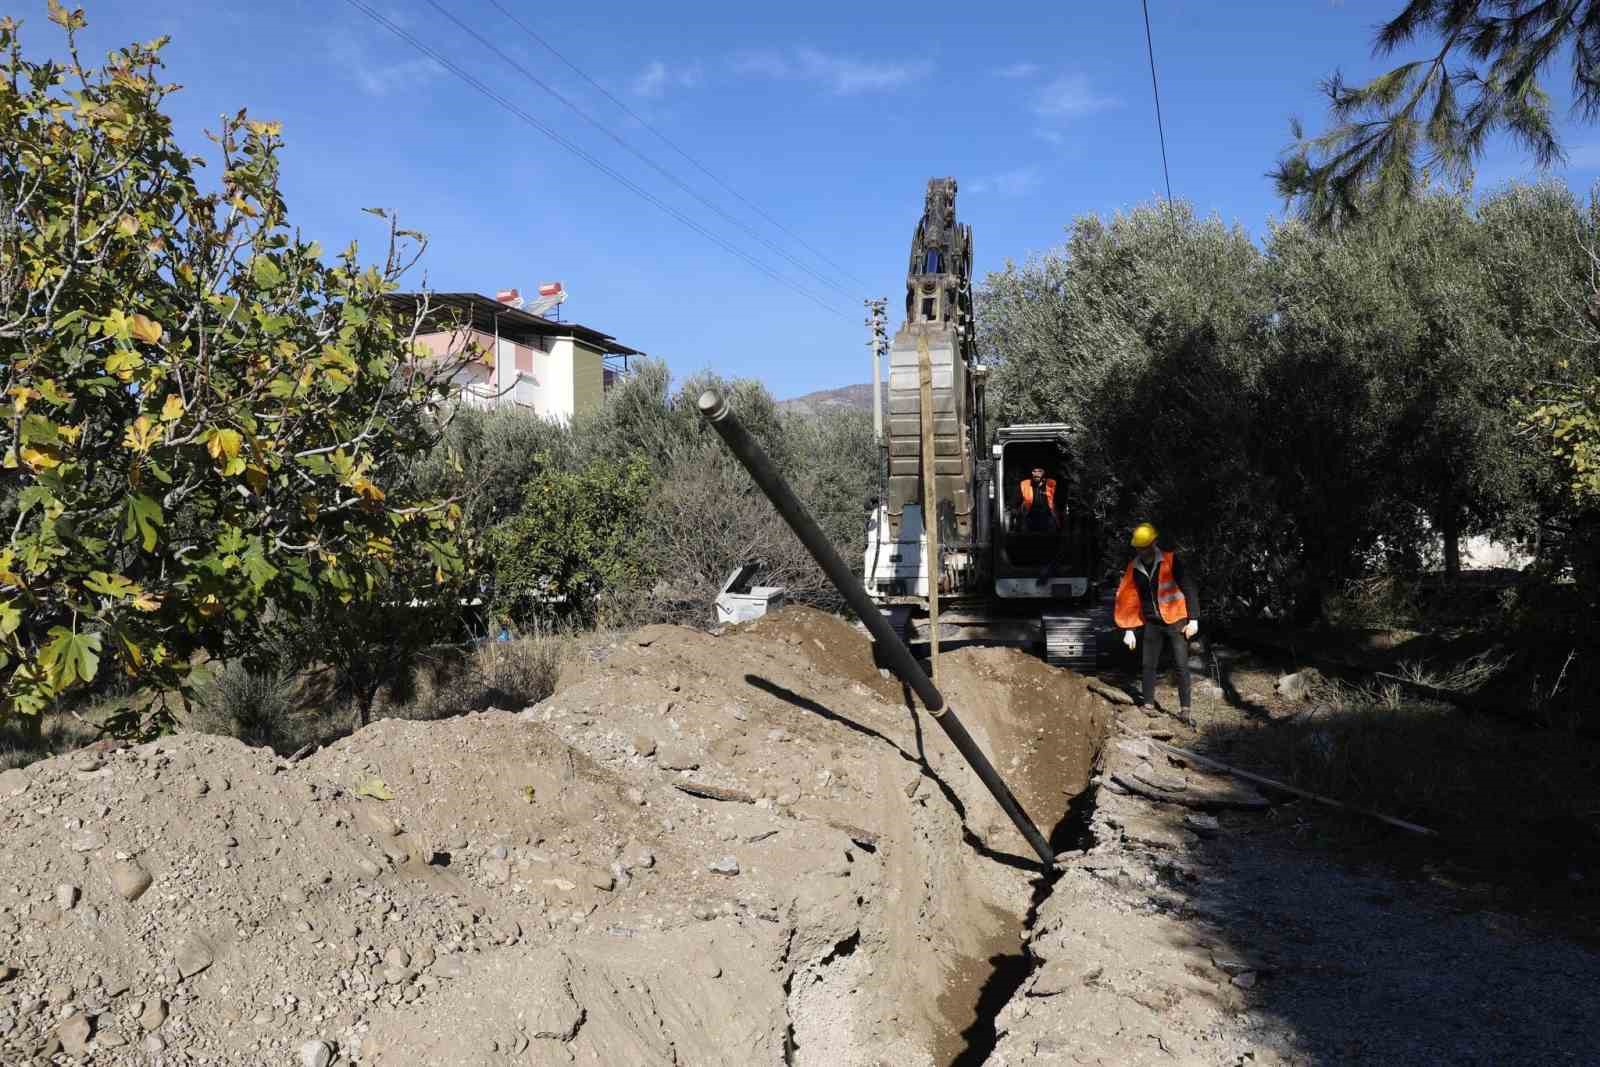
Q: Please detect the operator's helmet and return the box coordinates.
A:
[1130,523,1158,549]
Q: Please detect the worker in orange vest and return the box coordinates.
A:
[1019,466,1058,533]
[1114,522,1200,725]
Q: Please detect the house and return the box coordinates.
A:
[391,290,642,421]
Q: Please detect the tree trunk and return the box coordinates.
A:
[17,710,44,749]
[356,688,375,729]
[1441,504,1461,579]
[1293,572,1327,626]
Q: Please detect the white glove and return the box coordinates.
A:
[1183,620,1199,640]
[1122,629,1137,651]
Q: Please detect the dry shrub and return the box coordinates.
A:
[472,634,564,709]
[385,634,565,721]
[610,441,841,626]
[188,661,305,752]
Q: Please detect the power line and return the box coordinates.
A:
[1141,0,1175,209]
[341,0,852,323]
[486,0,874,293]
[424,1,859,304]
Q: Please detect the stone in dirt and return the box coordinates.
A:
[621,842,654,871]
[657,744,700,771]
[56,884,79,910]
[69,829,106,852]
[110,860,152,902]
[1087,679,1136,705]
[1275,668,1323,702]
[708,855,740,876]
[57,1011,93,1056]
[1028,956,1101,997]
[174,935,215,978]
[631,735,656,758]
[1184,813,1221,837]
[1112,812,1187,850]
[138,998,168,1032]
[300,1038,334,1067]
[524,954,583,1041]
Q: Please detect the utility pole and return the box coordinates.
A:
[864,299,888,446]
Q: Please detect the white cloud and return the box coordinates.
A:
[1033,73,1117,119]
[996,61,1040,79]
[631,59,703,99]
[967,166,1044,197]
[730,49,790,78]
[333,40,443,98]
[730,47,930,95]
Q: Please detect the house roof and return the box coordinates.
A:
[386,292,643,357]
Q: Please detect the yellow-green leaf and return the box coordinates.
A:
[354,777,393,801]
[40,627,100,690]
[47,0,86,30]
[18,444,63,470]
[206,428,242,462]
[129,314,163,345]
[84,571,139,598]
[160,394,185,422]
[105,350,144,382]
[122,414,161,453]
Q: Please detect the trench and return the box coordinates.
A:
[940,770,1104,1065]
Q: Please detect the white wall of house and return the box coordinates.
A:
[419,327,607,422]
[544,338,577,420]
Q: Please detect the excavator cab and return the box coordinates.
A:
[991,425,1098,601]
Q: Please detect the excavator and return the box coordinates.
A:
[863,178,1105,668]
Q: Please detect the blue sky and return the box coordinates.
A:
[54,1,1600,398]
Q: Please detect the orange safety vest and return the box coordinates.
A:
[1020,478,1056,513]
[1114,550,1189,629]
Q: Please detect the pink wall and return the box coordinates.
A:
[414,328,539,373]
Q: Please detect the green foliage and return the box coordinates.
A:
[485,455,651,624]
[785,408,876,571]
[978,187,1600,624]
[1527,367,1600,506]
[409,360,870,630]
[0,16,476,731]
[1276,0,1589,230]
[981,202,1285,614]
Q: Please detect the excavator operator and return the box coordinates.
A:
[1019,466,1059,533]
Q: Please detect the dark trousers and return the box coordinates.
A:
[1141,621,1191,710]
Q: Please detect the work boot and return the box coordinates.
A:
[1174,706,1196,727]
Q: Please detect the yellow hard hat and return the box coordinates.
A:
[1130,522,1158,549]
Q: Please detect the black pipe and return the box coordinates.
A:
[697,390,1055,867]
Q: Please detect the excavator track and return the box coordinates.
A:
[1041,595,1112,671]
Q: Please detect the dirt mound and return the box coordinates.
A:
[0,607,1109,1065]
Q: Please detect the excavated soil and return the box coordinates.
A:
[0,607,1109,1066]
[13,609,1585,1064]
